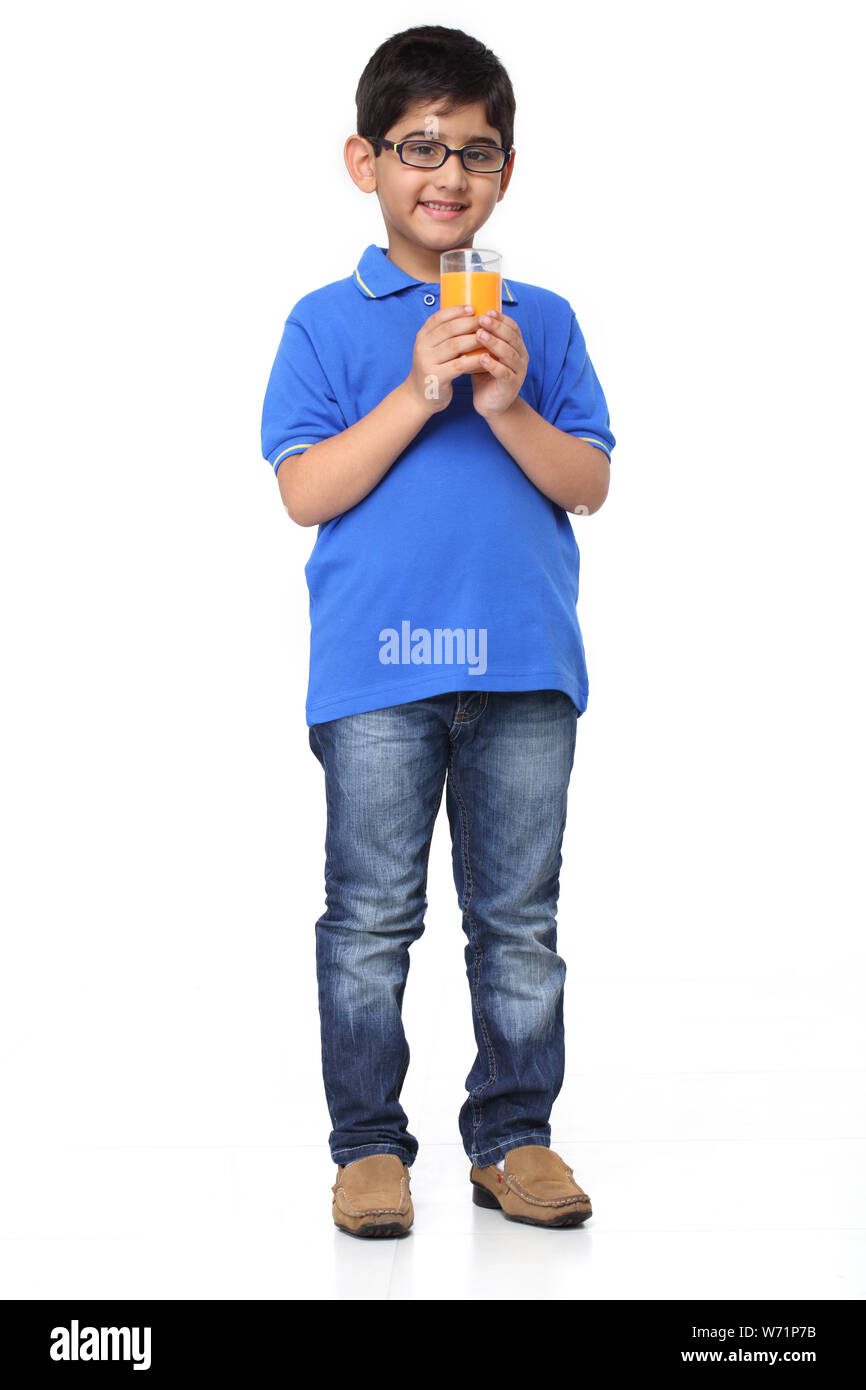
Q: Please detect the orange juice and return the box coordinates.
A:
[440,270,502,371]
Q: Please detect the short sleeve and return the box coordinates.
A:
[261,315,347,476]
[539,309,616,461]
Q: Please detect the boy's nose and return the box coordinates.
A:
[437,150,470,178]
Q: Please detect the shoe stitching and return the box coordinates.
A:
[333,1175,411,1217]
[503,1173,590,1208]
[335,1205,409,1217]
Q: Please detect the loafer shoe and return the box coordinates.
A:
[470,1145,592,1227]
[331,1153,414,1238]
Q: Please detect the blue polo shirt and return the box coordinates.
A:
[261,243,615,727]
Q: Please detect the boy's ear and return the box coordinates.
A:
[344,135,379,192]
[496,149,516,202]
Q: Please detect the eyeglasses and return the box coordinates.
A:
[364,135,512,174]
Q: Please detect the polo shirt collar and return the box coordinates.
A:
[352,243,518,303]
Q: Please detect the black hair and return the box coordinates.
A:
[355,25,515,156]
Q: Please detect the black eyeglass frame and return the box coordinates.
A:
[363,135,513,174]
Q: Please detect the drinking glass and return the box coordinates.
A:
[440,248,502,373]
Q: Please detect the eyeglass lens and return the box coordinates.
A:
[400,140,506,172]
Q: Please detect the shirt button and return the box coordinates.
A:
[423,293,436,306]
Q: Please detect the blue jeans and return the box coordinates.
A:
[308,689,579,1168]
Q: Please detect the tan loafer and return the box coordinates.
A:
[470,1145,592,1227]
[331,1153,414,1238]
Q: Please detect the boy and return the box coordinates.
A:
[261,25,615,1238]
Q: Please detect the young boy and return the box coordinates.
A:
[261,25,615,1238]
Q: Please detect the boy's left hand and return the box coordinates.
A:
[470,310,529,416]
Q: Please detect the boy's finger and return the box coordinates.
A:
[428,303,478,322]
[478,312,515,338]
[433,310,481,334]
[427,319,481,351]
[432,332,487,361]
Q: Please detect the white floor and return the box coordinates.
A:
[3,1070,864,1300]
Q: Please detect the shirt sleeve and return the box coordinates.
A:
[538,308,616,461]
[261,315,347,476]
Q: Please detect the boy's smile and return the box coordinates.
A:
[418,200,467,221]
[345,98,515,283]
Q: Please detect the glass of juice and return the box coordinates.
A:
[440,248,502,373]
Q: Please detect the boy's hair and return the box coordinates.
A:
[355,25,515,155]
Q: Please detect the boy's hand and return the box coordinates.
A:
[469,310,529,417]
[403,305,489,415]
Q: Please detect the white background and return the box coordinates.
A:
[1,0,864,1300]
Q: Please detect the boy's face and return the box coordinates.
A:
[346,98,515,281]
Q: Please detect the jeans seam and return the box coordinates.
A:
[332,1142,414,1165]
[471,1130,551,1166]
[450,691,488,734]
[448,742,496,1150]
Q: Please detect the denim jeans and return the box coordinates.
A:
[307,688,579,1169]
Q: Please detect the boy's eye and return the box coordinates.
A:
[400,140,504,170]
[463,147,500,167]
[404,142,439,160]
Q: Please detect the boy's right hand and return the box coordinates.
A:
[402,304,482,415]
